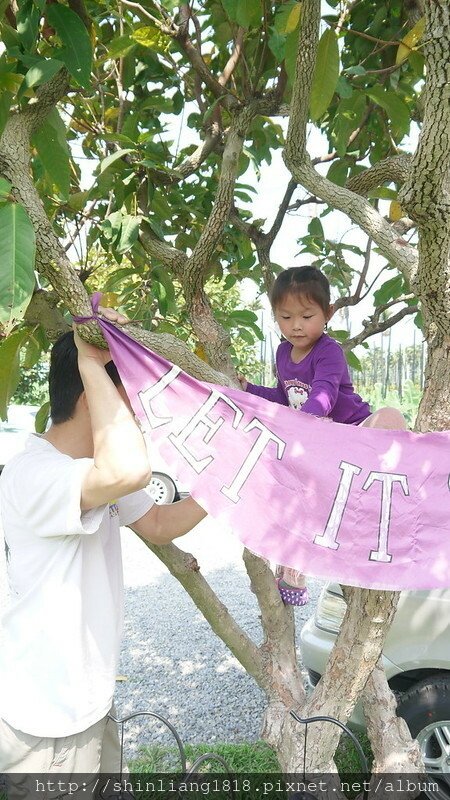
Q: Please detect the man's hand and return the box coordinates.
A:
[73,327,112,366]
[73,304,128,364]
[237,373,248,391]
[97,305,129,325]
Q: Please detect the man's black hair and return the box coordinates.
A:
[49,331,122,424]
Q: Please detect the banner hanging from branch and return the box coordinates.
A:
[87,305,450,592]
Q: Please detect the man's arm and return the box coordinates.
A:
[75,329,151,510]
[131,496,207,544]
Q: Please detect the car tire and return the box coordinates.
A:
[396,674,450,799]
[149,472,178,504]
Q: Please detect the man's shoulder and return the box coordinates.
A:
[1,436,73,491]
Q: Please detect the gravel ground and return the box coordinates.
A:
[115,516,324,761]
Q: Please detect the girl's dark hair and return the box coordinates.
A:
[270,266,331,314]
[49,331,122,424]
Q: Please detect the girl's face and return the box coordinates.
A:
[274,292,332,358]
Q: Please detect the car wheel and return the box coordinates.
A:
[149,472,178,504]
[397,675,450,800]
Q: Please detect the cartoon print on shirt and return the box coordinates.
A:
[285,381,310,410]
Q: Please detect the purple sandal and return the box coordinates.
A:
[277,578,309,606]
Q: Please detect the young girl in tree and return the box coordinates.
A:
[238,266,406,606]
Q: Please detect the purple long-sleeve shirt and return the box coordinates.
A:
[246,334,371,425]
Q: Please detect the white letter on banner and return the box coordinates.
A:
[221,418,286,503]
[362,471,409,563]
[168,390,243,473]
[138,365,181,429]
[314,461,362,550]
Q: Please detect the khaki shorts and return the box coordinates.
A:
[0,708,124,799]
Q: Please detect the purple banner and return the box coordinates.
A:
[97,317,450,591]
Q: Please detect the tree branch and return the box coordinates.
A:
[294,161,418,284]
[312,105,373,166]
[24,290,71,342]
[347,154,412,197]
[362,660,423,775]
[174,29,241,110]
[22,68,71,135]
[334,236,372,312]
[141,539,267,688]
[183,103,259,291]
[284,0,418,285]
[139,223,188,275]
[342,304,419,351]
[399,1,450,338]
[219,28,245,87]
[242,549,305,707]
[266,179,297,249]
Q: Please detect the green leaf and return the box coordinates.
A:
[131,25,168,51]
[373,274,404,306]
[35,400,50,433]
[327,160,348,186]
[0,203,36,327]
[22,59,64,91]
[274,1,298,34]
[365,86,410,142]
[329,329,350,343]
[310,29,340,121]
[0,91,12,137]
[99,132,138,147]
[284,26,300,85]
[99,148,135,174]
[100,34,136,62]
[346,350,362,371]
[285,3,301,33]
[22,331,41,369]
[102,211,122,244]
[268,28,286,62]
[0,329,29,419]
[335,76,352,99]
[17,0,40,51]
[238,328,255,345]
[116,215,141,254]
[0,177,12,199]
[408,50,425,77]
[333,92,366,157]
[32,116,71,199]
[67,191,88,212]
[236,0,262,28]
[414,310,423,331]
[152,265,176,308]
[368,187,398,200]
[46,4,93,88]
[221,0,238,21]
[308,217,324,238]
[228,309,259,325]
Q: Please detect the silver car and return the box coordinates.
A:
[301,583,450,789]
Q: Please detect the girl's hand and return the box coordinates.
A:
[237,374,248,391]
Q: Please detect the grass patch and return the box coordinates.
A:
[127,733,373,797]
[132,740,280,774]
[132,732,372,774]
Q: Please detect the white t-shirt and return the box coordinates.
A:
[0,435,154,738]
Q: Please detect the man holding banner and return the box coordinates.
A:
[0,310,207,788]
